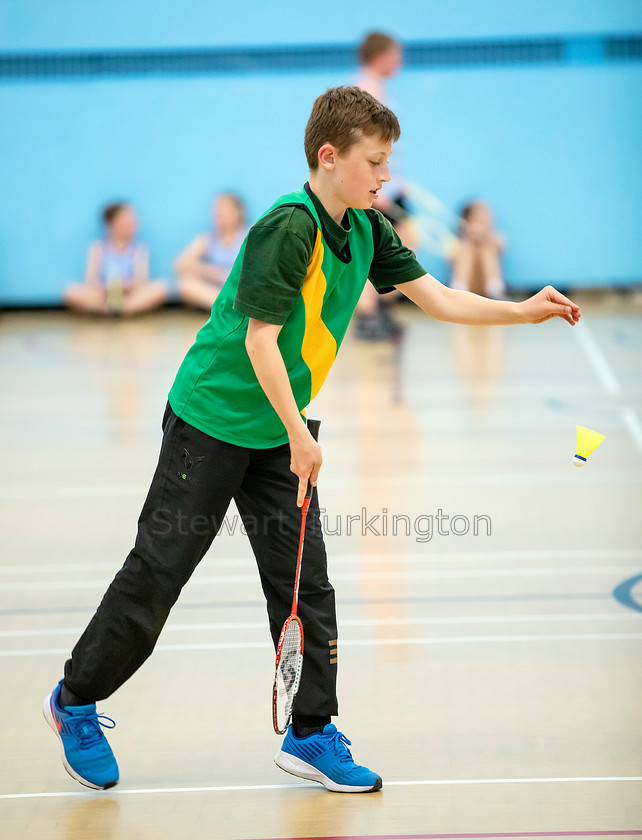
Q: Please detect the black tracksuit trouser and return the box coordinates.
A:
[64,404,338,719]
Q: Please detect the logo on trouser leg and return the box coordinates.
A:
[329,639,338,665]
[178,448,205,483]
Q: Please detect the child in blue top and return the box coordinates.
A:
[174,193,248,311]
[65,202,167,316]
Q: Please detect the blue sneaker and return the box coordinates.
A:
[275,724,382,793]
[43,680,119,790]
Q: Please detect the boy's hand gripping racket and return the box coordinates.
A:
[272,418,321,735]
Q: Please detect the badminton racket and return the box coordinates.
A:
[272,418,321,735]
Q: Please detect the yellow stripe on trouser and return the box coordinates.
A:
[329,638,338,664]
[301,231,337,400]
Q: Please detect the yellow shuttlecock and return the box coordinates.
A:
[573,425,606,467]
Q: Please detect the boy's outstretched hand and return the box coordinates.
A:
[521,286,581,326]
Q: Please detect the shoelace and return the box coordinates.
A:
[69,712,116,750]
[322,729,355,763]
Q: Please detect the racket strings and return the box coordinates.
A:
[275,620,303,731]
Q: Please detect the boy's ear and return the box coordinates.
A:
[317,143,337,170]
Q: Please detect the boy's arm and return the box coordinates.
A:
[245,318,322,507]
[397,273,580,326]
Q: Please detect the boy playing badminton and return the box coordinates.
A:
[44,86,580,794]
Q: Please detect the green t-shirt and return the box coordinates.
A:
[168,183,425,448]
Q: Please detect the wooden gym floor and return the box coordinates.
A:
[0,294,641,840]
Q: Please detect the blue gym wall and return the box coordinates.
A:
[1,0,641,305]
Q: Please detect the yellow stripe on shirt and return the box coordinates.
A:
[301,230,337,400]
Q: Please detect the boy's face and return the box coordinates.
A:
[332,135,392,210]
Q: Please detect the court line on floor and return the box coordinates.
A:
[3,470,642,500]
[571,318,642,456]
[572,321,619,394]
[2,632,641,657]
[1,613,639,639]
[0,592,613,618]
[1,567,640,592]
[1,776,640,801]
[622,407,642,455]
[613,574,642,614]
[1,549,640,575]
[243,831,642,839]
[245,832,642,839]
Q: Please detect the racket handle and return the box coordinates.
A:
[306,418,321,441]
[305,418,321,500]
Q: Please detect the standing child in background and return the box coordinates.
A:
[64,203,167,316]
[355,32,416,339]
[356,31,402,110]
[449,200,507,299]
[44,86,580,797]
[174,192,248,311]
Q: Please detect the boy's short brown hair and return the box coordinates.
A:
[358,32,400,66]
[304,86,400,170]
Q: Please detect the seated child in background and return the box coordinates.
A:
[449,200,507,300]
[65,202,167,316]
[174,192,248,311]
